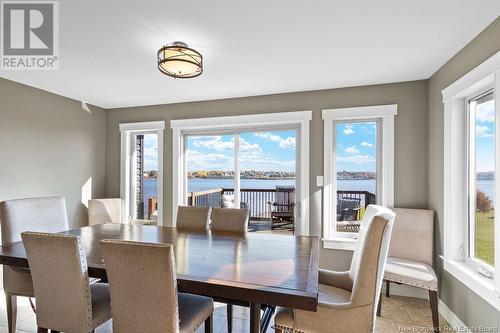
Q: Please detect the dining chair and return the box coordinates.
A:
[210,207,249,233]
[176,206,211,230]
[21,231,111,333]
[274,205,395,333]
[0,196,69,333]
[100,239,214,333]
[210,207,248,332]
[377,208,438,331]
[88,198,122,225]
[88,198,155,225]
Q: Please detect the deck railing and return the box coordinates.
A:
[172,188,375,221]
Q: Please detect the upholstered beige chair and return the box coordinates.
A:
[274,205,395,333]
[88,198,122,225]
[100,239,214,333]
[176,206,211,230]
[21,232,111,333]
[0,196,70,333]
[378,208,438,331]
[210,207,249,233]
[210,207,249,332]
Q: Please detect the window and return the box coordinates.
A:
[334,121,378,235]
[120,121,164,225]
[442,50,500,310]
[468,91,495,269]
[184,130,297,234]
[171,111,311,235]
[322,105,396,250]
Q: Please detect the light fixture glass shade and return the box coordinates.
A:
[157,42,203,78]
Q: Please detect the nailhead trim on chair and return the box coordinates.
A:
[384,276,437,291]
[274,324,305,333]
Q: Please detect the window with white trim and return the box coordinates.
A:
[442,51,500,310]
[119,121,164,225]
[322,105,396,250]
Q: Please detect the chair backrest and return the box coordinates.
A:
[211,208,248,233]
[100,240,179,333]
[88,198,122,225]
[339,198,361,210]
[21,232,92,333]
[176,206,211,230]
[349,205,395,310]
[0,196,69,245]
[275,185,295,205]
[388,208,434,266]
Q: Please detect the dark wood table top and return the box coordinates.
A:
[0,224,319,311]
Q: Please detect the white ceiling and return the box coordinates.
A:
[1,1,499,109]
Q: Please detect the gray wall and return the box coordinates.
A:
[428,17,500,327]
[0,78,107,230]
[105,80,429,270]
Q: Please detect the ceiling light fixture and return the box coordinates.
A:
[157,41,203,78]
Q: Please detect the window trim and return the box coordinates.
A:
[170,111,312,235]
[119,121,165,225]
[322,105,397,250]
[442,50,500,310]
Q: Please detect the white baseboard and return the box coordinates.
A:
[438,299,469,331]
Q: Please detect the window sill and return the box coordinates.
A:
[442,257,500,311]
[322,237,357,251]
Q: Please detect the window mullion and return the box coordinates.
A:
[234,133,241,208]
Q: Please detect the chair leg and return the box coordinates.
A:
[227,304,232,332]
[37,329,48,333]
[376,290,382,317]
[429,290,439,332]
[386,280,390,297]
[6,294,17,333]
[205,315,213,333]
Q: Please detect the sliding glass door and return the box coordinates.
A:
[184,129,297,233]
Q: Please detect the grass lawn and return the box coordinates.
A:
[475,211,494,266]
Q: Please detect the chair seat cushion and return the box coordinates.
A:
[91,283,112,328]
[384,257,437,291]
[275,284,352,331]
[3,266,34,297]
[178,292,214,333]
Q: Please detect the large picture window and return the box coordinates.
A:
[171,111,311,235]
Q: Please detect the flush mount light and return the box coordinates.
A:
[157,41,203,78]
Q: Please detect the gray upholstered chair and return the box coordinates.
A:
[0,196,70,333]
[274,205,395,333]
[176,206,211,230]
[210,207,249,332]
[21,232,111,333]
[100,239,214,333]
[88,198,122,225]
[88,198,155,225]
[210,207,249,233]
[378,208,438,331]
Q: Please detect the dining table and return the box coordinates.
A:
[0,223,319,333]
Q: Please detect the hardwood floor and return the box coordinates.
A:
[0,292,454,332]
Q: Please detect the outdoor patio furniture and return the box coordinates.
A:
[267,185,295,231]
[337,197,361,221]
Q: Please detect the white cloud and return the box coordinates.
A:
[337,154,375,164]
[345,146,359,154]
[476,100,495,123]
[361,141,373,148]
[343,125,354,135]
[187,149,233,170]
[143,134,158,171]
[254,132,296,149]
[476,125,494,137]
[191,135,262,154]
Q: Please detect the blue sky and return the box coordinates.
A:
[475,99,495,173]
[186,130,296,171]
[335,122,377,172]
